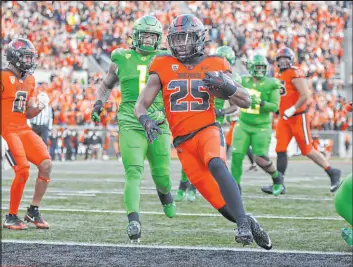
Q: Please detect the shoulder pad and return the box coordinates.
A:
[111,48,129,61]
[242,75,252,81]
[271,78,282,88]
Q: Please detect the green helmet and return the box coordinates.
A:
[132,15,163,53]
[215,46,236,65]
[248,54,268,79]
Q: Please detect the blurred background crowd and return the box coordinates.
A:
[1,1,352,160]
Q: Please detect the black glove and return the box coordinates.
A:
[138,115,164,143]
[215,108,225,117]
[91,100,104,122]
[202,71,238,97]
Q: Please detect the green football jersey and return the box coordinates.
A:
[215,72,242,124]
[111,48,168,131]
[239,75,281,125]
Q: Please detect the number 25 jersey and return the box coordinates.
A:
[1,69,36,133]
[148,55,230,138]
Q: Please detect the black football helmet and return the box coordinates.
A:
[167,14,206,62]
[276,47,295,71]
[6,38,37,74]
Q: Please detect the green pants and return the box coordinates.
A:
[120,129,172,214]
[231,120,272,184]
[335,173,352,226]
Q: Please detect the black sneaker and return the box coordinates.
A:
[127,220,141,243]
[328,168,341,192]
[24,207,49,229]
[235,221,253,246]
[247,213,272,250]
[3,214,28,230]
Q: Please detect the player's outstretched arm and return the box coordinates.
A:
[91,63,119,122]
[134,74,164,143]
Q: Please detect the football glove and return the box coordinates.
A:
[214,108,225,117]
[138,115,164,143]
[283,106,297,120]
[37,92,49,110]
[202,71,238,97]
[91,100,104,123]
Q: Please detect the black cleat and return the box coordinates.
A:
[24,207,49,229]
[127,220,141,243]
[247,213,272,250]
[328,168,341,193]
[261,184,286,195]
[3,214,28,230]
[235,221,253,246]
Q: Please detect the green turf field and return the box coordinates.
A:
[2,159,352,254]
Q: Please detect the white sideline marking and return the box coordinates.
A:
[1,206,344,221]
[2,239,351,256]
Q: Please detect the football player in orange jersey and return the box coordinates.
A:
[261,47,341,195]
[134,14,272,250]
[2,38,52,230]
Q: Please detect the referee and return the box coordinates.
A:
[30,105,54,146]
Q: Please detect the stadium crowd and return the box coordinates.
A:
[1,1,352,134]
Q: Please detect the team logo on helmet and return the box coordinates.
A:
[12,40,25,49]
[10,76,15,84]
[172,64,179,72]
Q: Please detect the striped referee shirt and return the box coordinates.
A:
[30,106,54,130]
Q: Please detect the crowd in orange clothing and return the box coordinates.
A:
[2,1,179,71]
[187,1,351,88]
[2,1,352,132]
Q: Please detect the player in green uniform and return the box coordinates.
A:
[335,173,353,246]
[231,54,284,196]
[91,16,175,242]
[174,46,240,202]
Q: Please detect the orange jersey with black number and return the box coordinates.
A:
[1,69,36,132]
[275,67,307,115]
[149,55,231,137]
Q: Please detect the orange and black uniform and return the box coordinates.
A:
[275,67,313,155]
[1,68,50,215]
[149,55,229,209]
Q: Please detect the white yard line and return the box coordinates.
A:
[1,206,344,221]
[2,239,351,255]
[1,176,333,182]
[1,189,334,201]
